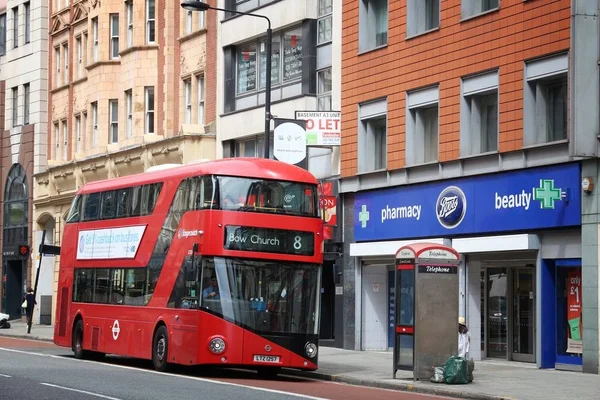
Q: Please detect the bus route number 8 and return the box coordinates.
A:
[293,235,302,250]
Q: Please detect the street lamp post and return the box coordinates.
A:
[181,0,272,159]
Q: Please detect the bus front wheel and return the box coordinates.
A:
[152,325,170,372]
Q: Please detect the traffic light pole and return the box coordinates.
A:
[27,230,46,334]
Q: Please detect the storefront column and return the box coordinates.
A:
[342,193,357,350]
[581,159,599,374]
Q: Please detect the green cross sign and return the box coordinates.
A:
[534,179,563,209]
[358,205,370,228]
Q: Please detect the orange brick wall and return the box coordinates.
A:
[340,0,571,177]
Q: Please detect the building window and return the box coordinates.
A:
[54,122,60,159]
[359,0,388,52]
[109,99,118,144]
[0,13,6,55]
[92,17,99,62]
[83,33,88,69]
[407,0,439,37]
[110,14,119,59]
[55,46,61,87]
[12,7,17,48]
[11,87,18,127]
[406,85,439,165]
[317,0,332,45]
[76,36,82,78]
[76,115,82,153]
[198,10,205,29]
[184,79,192,123]
[236,26,302,95]
[186,10,193,34]
[317,68,332,111]
[358,99,387,173]
[524,53,568,145]
[62,120,68,160]
[63,43,69,84]
[24,2,30,43]
[233,134,274,158]
[146,0,155,44]
[460,70,499,156]
[91,101,98,147]
[462,0,499,19]
[145,86,154,134]
[126,0,133,47]
[197,76,204,125]
[23,84,30,125]
[125,89,133,138]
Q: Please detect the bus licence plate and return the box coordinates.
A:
[253,355,280,363]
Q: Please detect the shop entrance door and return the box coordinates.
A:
[483,264,535,362]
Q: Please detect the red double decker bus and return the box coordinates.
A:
[53,158,324,376]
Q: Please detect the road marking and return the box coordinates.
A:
[0,348,328,400]
[0,373,11,378]
[40,383,122,400]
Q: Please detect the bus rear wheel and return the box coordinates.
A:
[152,325,170,372]
[72,320,87,359]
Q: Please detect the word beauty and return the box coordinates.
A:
[495,190,532,210]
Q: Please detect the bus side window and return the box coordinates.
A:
[116,188,131,218]
[101,191,117,219]
[130,186,142,217]
[82,193,101,221]
[66,195,82,223]
[198,176,215,209]
[141,183,162,215]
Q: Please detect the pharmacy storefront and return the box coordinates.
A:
[347,162,584,370]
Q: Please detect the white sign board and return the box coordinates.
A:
[273,122,307,165]
[295,111,341,146]
[77,226,146,260]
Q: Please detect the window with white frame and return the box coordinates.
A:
[12,7,17,48]
[23,83,30,125]
[75,115,82,153]
[184,78,192,123]
[523,53,568,145]
[460,70,499,156]
[145,86,154,134]
[91,101,98,147]
[24,2,30,44]
[233,134,274,158]
[197,76,204,125]
[11,86,18,127]
[317,68,332,111]
[0,14,6,55]
[126,0,133,47]
[198,10,205,29]
[406,85,439,165]
[109,99,118,143]
[110,14,119,59]
[54,46,61,87]
[186,10,193,34]
[54,122,60,159]
[146,0,156,44]
[83,33,88,69]
[462,0,499,19]
[317,0,332,45]
[92,17,99,61]
[359,0,388,52]
[358,99,387,173]
[76,36,82,78]
[62,120,68,160]
[125,89,133,138]
[407,0,439,37]
[63,43,69,84]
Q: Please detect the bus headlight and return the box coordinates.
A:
[305,342,317,359]
[209,337,226,354]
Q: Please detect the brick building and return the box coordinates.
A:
[338,0,599,374]
[33,0,218,325]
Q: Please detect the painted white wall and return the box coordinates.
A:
[361,264,387,351]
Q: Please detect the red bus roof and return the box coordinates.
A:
[78,158,319,194]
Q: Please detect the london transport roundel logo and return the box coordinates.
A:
[436,186,467,229]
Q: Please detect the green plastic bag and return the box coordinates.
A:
[443,356,469,384]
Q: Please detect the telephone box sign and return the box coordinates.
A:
[396,248,416,259]
[418,265,458,274]
[295,111,341,146]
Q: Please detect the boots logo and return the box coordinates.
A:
[436,186,467,229]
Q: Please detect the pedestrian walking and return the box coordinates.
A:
[23,287,37,327]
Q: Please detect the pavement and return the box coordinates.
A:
[2,322,600,400]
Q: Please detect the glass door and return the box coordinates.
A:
[486,267,508,358]
[511,267,535,362]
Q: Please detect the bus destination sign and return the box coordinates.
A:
[224,225,314,256]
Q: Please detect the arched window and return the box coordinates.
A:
[3,164,28,245]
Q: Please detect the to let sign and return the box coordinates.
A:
[295,111,341,147]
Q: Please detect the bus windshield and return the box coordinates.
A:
[200,257,320,335]
[217,176,319,217]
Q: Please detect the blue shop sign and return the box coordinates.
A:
[354,163,581,242]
